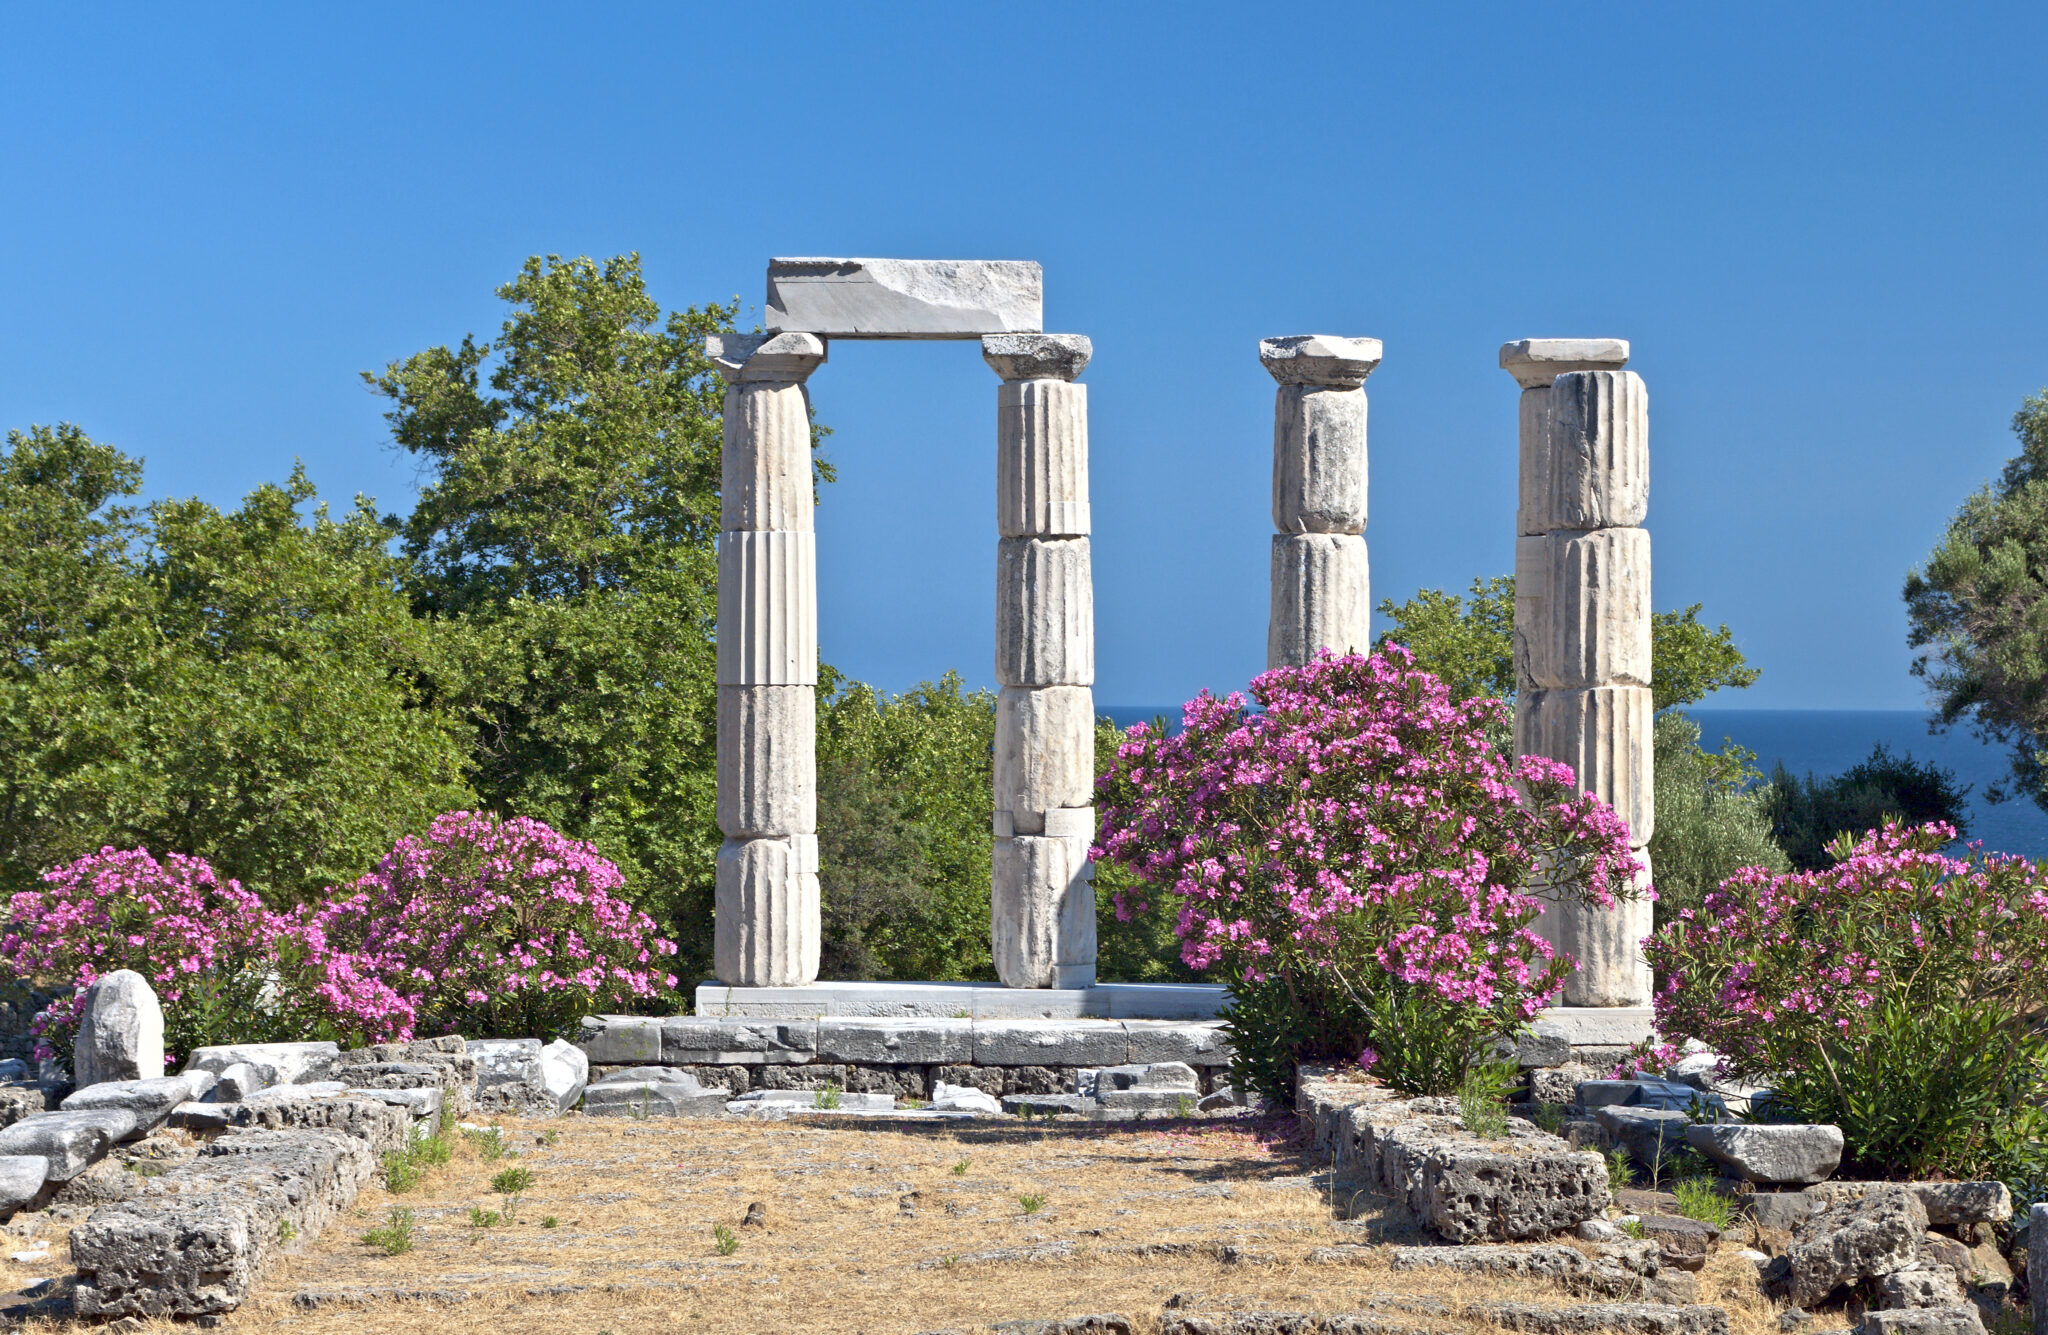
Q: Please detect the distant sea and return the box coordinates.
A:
[1097,705,2048,859]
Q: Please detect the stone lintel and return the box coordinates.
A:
[766,258,1042,338]
[983,334,1092,382]
[1259,335,1383,387]
[705,331,827,383]
[1499,338,1630,388]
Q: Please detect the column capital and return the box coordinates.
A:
[1499,338,1629,389]
[1260,335,1382,388]
[983,334,1092,383]
[706,332,828,384]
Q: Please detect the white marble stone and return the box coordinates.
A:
[996,380,1090,538]
[74,971,164,1088]
[1526,370,1649,534]
[1515,684,1656,842]
[1259,335,1382,388]
[1268,533,1369,667]
[706,331,828,383]
[994,687,1095,829]
[982,333,1091,383]
[717,686,817,838]
[716,531,817,686]
[1514,528,1653,690]
[992,835,1066,988]
[688,980,1230,1020]
[996,537,1093,686]
[767,258,1041,338]
[720,382,816,532]
[714,835,820,987]
[1498,338,1630,389]
[1534,847,1656,1007]
[1272,385,1367,535]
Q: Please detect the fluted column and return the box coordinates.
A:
[1262,336,1381,667]
[1501,339,1653,1007]
[709,332,827,987]
[984,334,1096,989]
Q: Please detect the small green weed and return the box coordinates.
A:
[1457,1068,1511,1140]
[542,1215,559,1229]
[1619,1216,1645,1239]
[1018,1193,1046,1215]
[713,1223,739,1256]
[541,1129,560,1146]
[462,1126,508,1161]
[1174,1094,1196,1117]
[1605,1146,1635,1192]
[1531,1103,1567,1135]
[412,1134,452,1167]
[468,1205,502,1228]
[277,1219,298,1244]
[813,1083,843,1111]
[383,1150,423,1193]
[492,1166,535,1195]
[951,1160,970,1176]
[361,1205,415,1255]
[126,1160,168,1178]
[1670,1176,1735,1229]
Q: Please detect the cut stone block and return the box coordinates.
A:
[0,1109,135,1180]
[1500,338,1631,389]
[1272,384,1367,535]
[767,258,1042,338]
[349,1087,441,1119]
[716,531,817,687]
[539,1039,588,1113]
[581,1070,729,1118]
[1524,370,1649,534]
[995,686,1094,827]
[1123,1021,1233,1066]
[466,1037,544,1113]
[984,333,1091,384]
[931,1081,1003,1114]
[62,1077,194,1134]
[1269,533,1369,668]
[996,537,1093,687]
[1909,1181,2012,1228]
[75,970,164,1088]
[720,380,818,531]
[1859,1311,1985,1335]
[659,1017,819,1065]
[1470,1302,1725,1335]
[1638,1213,1720,1272]
[576,1015,662,1066]
[996,379,1089,538]
[1259,335,1383,388]
[1517,684,1656,841]
[1881,1266,1966,1309]
[816,1019,971,1066]
[993,835,1066,988]
[717,685,816,838]
[1379,1121,1613,1242]
[972,1020,1129,1067]
[0,1155,44,1213]
[1685,1123,1844,1186]
[1596,1103,1695,1166]
[715,835,820,987]
[705,331,827,384]
[1515,529,1653,690]
[1783,1185,1928,1307]
[183,1042,340,1088]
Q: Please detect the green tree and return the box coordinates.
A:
[1763,744,1971,871]
[1906,389,2048,809]
[366,253,745,975]
[1649,712,1786,922]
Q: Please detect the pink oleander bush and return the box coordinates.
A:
[1644,821,2048,1180]
[315,811,678,1040]
[0,847,415,1064]
[1093,647,1642,1101]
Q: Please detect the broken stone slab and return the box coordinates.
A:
[1085,1062,1199,1093]
[348,1087,442,1120]
[1783,1185,1930,1308]
[225,1095,412,1158]
[168,1103,234,1133]
[74,970,165,1088]
[1470,1302,1727,1335]
[583,1078,728,1118]
[539,1039,587,1114]
[1123,1021,1233,1067]
[1596,1106,1694,1167]
[1387,1240,1665,1298]
[466,1038,547,1114]
[1857,1310,1985,1335]
[1637,1214,1720,1272]
[1002,1093,1093,1116]
[766,258,1042,338]
[241,1081,350,1106]
[930,1082,1003,1114]
[1378,1119,1612,1242]
[729,1089,896,1112]
[1685,1123,1843,1186]
[61,1076,203,1135]
[0,1154,44,1214]
[1881,1265,1968,1309]
[1260,335,1384,388]
[1910,1182,2013,1229]
[0,1108,135,1179]
[1573,1077,1720,1113]
[184,1042,339,1090]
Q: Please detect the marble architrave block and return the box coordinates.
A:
[767,259,1042,339]
[1268,533,1369,667]
[720,382,816,533]
[996,538,1094,687]
[1528,371,1649,534]
[1515,685,1656,844]
[1514,529,1653,691]
[996,380,1090,538]
[1271,385,1367,535]
[994,686,1095,831]
[716,532,817,686]
[714,836,820,988]
[716,686,817,838]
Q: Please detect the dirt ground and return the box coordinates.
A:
[11,1111,1784,1335]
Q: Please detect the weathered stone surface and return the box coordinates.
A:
[659,1017,819,1066]
[715,834,820,987]
[1525,370,1650,535]
[842,1064,927,1097]
[716,685,816,838]
[62,1077,196,1135]
[973,1020,1128,1068]
[1260,335,1383,388]
[767,258,1042,339]
[1518,685,1655,840]
[716,530,816,687]
[1912,1182,2013,1229]
[1577,1077,1709,1112]
[816,1019,971,1066]
[994,835,1069,988]
[1123,1021,1233,1067]
[996,687,1095,827]
[349,1087,441,1119]
[1785,1186,1929,1307]
[1882,1266,1967,1309]
[719,380,818,530]
[466,1038,545,1114]
[1638,1214,1720,1272]
[539,1039,587,1113]
[582,1069,727,1118]
[997,537,1093,687]
[1393,1128,1612,1242]
[1500,339,1632,389]
[226,1096,410,1158]
[184,1042,339,1088]
[1502,1026,1574,1069]
[931,1081,1004,1114]
[576,1016,661,1066]
[1088,1062,1198,1092]
[1272,384,1367,536]
[1050,809,1098,988]
[1515,529,1653,690]
[0,1109,134,1179]
[1473,1303,1726,1335]
[1858,1310,1985,1335]
[1596,1105,1693,1168]
[1268,533,1369,668]
[74,970,165,1088]
[754,1063,850,1091]
[169,1102,233,1133]
[1685,1123,1843,1186]
[705,330,827,384]
[984,334,1092,384]
[0,1154,43,1212]
[997,379,1089,539]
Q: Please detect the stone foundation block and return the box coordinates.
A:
[996,537,1093,687]
[720,380,816,532]
[1516,685,1655,841]
[930,1065,1006,1097]
[714,835,821,987]
[183,1042,339,1090]
[843,1065,930,1098]
[816,1019,971,1066]
[1271,383,1367,535]
[995,687,1095,826]
[673,1065,752,1094]
[1685,1122,1844,1186]
[61,1077,198,1136]
[1268,533,1369,666]
[716,685,816,838]
[658,1017,819,1065]
[577,1016,661,1066]
[1122,1021,1233,1067]
[1515,528,1652,690]
[973,1020,1129,1068]
[997,379,1089,538]
[715,531,817,687]
[1527,369,1649,534]
[1390,1123,1612,1242]
[755,1063,848,1091]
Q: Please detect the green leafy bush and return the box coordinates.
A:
[1649,713,1787,925]
[1764,745,1971,871]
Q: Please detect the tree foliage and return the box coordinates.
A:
[1764,744,1972,872]
[1649,712,1786,923]
[1905,389,2048,809]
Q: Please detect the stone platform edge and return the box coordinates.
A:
[689,980,1230,1020]
[579,1014,1234,1070]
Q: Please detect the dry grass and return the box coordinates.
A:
[8,1113,1792,1335]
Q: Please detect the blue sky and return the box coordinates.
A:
[3,5,2044,710]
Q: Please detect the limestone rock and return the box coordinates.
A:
[1258,335,1383,388]
[716,530,817,687]
[658,1017,819,1066]
[816,1018,973,1066]
[1384,1123,1612,1242]
[971,1020,1129,1068]
[983,334,1092,384]
[184,1042,339,1090]
[582,1069,727,1118]
[1499,338,1631,389]
[62,1077,199,1136]
[996,378,1090,538]
[1470,1303,1726,1335]
[1857,1310,1985,1335]
[1268,532,1369,667]
[1638,1214,1720,1272]
[0,1109,136,1180]
[996,537,1093,687]
[767,258,1042,338]
[1912,1182,2012,1229]
[74,971,164,1088]
[0,1154,44,1213]
[1882,1266,1967,1309]
[1595,1105,1692,1168]
[1271,383,1367,535]
[716,685,817,838]
[539,1040,587,1112]
[992,835,1068,988]
[1515,528,1653,690]
[1086,1062,1198,1110]
[1387,1239,1662,1297]
[714,835,820,987]
[1784,1186,1929,1307]
[1685,1123,1843,1186]
[1533,848,1656,1007]
[465,1039,550,1115]
[930,1081,1002,1114]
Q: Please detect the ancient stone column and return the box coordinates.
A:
[1261,336,1382,667]
[985,334,1096,989]
[1502,339,1654,1007]
[709,331,827,987]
